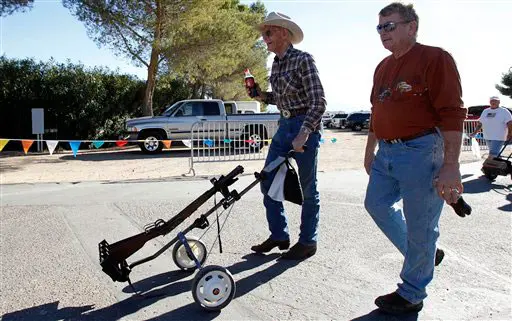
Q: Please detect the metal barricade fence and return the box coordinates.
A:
[462,119,487,151]
[187,120,279,176]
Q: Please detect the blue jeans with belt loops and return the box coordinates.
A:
[364,132,444,304]
[260,115,321,245]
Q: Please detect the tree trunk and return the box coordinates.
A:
[142,47,159,116]
[141,0,162,117]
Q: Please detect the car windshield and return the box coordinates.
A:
[161,101,184,116]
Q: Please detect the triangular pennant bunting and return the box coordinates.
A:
[115,140,128,147]
[204,139,214,147]
[46,140,58,155]
[162,140,172,149]
[0,139,8,152]
[21,140,34,154]
[223,138,232,144]
[93,141,104,149]
[182,140,192,148]
[69,141,81,157]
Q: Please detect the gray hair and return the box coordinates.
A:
[379,2,419,34]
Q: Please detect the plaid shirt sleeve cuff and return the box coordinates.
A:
[301,122,315,133]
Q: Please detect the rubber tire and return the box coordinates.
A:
[139,131,164,154]
[483,170,498,181]
[192,265,236,311]
[172,236,207,271]
[243,127,265,152]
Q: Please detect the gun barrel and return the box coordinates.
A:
[159,165,244,235]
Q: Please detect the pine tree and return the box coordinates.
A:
[496,67,512,99]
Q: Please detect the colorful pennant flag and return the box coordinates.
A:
[92,141,104,149]
[182,140,192,148]
[69,141,81,157]
[115,140,128,147]
[331,138,337,143]
[0,139,8,152]
[204,139,214,147]
[162,140,172,149]
[223,138,232,143]
[46,140,58,155]
[21,140,34,155]
[320,138,325,144]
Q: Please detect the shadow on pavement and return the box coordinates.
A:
[57,146,262,162]
[462,176,511,212]
[2,253,301,321]
[462,176,510,194]
[498,193,512,212]
[351,309,418,321]
[59,149,191,161]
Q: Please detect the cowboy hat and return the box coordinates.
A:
[257,12,304,45]
[490,95,500,101]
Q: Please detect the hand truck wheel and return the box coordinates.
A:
[192,265,236,311]
[172,236,207,271]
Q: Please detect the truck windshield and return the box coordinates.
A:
[161,101,184,116]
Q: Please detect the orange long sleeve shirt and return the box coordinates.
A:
[369,43,467,139]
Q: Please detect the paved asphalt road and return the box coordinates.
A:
[1,162,511,321]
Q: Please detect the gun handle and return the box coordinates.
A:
[450,196,472,218]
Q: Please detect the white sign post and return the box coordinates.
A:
[31,108,44,152]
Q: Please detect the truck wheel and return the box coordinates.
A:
[139,131,164,154]
[243,126,266,152]
[353,124,362,131]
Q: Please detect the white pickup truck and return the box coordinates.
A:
[125,99,280,153]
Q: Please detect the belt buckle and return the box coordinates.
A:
[282,110,291,119]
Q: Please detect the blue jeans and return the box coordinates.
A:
[260,115,321,245]
[364,133,444,304]
[486,140,506,157]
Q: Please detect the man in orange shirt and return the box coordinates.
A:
[364,2,467,315]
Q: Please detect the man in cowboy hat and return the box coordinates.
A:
[247,12,327,260]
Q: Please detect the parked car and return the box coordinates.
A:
[124,99,280,154]
[322,113,334,128]
[224,100,261,114]
[330,113,348,128]
[467,105,488,120]
[345,112,371,131]
[363,117,370,130]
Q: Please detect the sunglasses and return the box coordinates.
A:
[262,30,273,38]
[376,21,410,34]
[261,27,283,38]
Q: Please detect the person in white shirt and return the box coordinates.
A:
[470,96,512,158]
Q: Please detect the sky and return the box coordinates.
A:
[2,0,511,113]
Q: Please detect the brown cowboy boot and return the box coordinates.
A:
[251,238,290,253]
[280,242,317,260]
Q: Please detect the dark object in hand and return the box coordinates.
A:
[450,196,472,217]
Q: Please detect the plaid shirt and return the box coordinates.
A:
[265,45,326,132]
